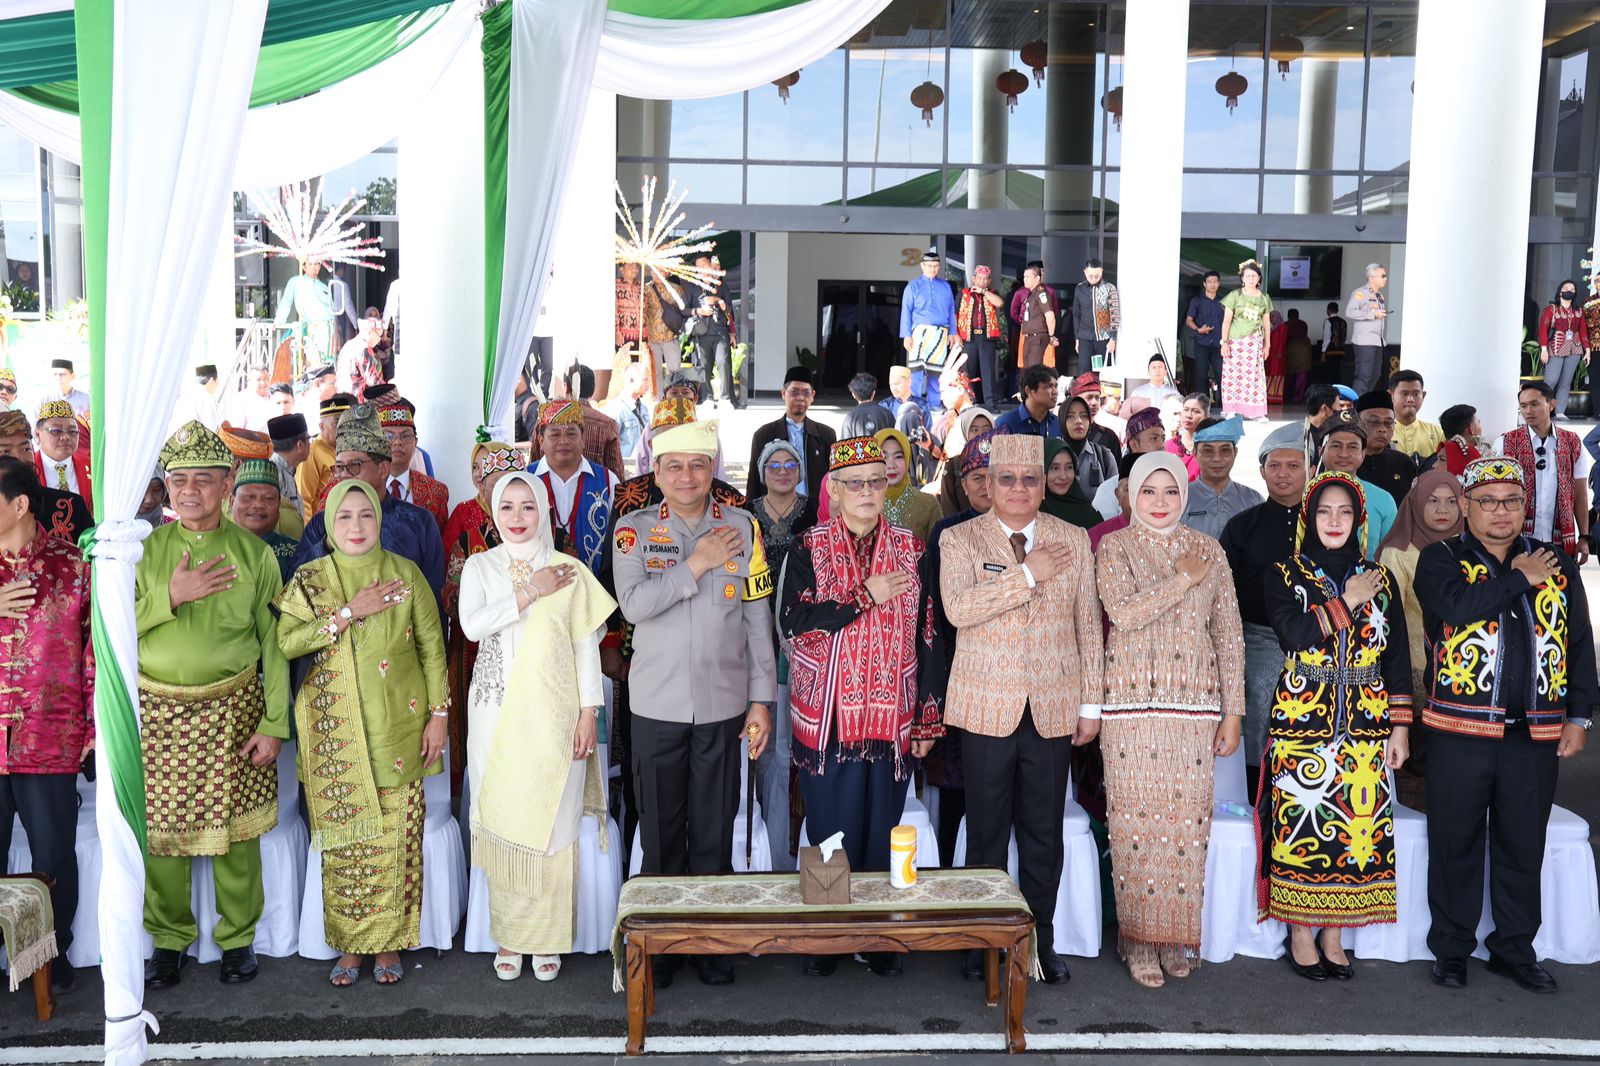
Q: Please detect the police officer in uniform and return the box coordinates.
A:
[1344,262,1389,394]
[611,417,775,988]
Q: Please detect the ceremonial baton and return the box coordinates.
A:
[745,720,760,869]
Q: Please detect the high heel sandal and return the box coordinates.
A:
[531,954,561,982]
[493,953,524,981]
[1124,942,1164,988]
[1156,945,1191,979]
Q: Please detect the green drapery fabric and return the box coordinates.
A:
[607,0,812,16]
[0,0,441,91]
[12,9,444,113]
[74,0,146,851]
[481,0,512,432]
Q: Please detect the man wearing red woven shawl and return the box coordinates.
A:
[779,435,935,979]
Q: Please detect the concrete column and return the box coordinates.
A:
[1293,59,1338,214]
[397,21,484,503]
[1401,0,1544,437]
[1042,5,1096,283]
[617,97,672,198]
[1113,0,1189,385]
[755,231,790,393]
[964,49,1009,279]
[546,88,619,393]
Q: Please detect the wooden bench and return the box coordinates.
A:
[613,870,1034,1054]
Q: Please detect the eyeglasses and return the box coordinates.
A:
[832,475,887,494]
[41,426,79,439]
[992,472,1043,490]
[765,460,800,473]
[1467,494,1526,512]
[384,430,417,444]
[330,459,371,477]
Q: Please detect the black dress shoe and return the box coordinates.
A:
[961,949,985,982]
[1284,938,1327,982]
[697,954,734,986]
[219,946,259,984]
[867,952,903,977]
[144,948,186,989]
[1318,945,1353,981]
[803,955,837,977]
[1038,949,1071,985]
[652,955,682,988]
[51,957,75,991]
[1430,956,1467,989]
[1486,956,1558,994]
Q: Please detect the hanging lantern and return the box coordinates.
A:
[910,80,944,126]
[1101,85,1123,131]
[1269,35,1303,78]
[772,70,800,104]
[1215,71,1248,113]
[996,68,1029,112]
[1020,40,1048,87]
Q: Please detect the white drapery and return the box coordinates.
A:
[484,0,896,436]
[93,2,268,1062]
[0,0,477,188]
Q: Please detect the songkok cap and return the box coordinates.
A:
[377,401,415,431]
[973,265,992,277]
[652,418,720,459]
[1258,421,1304,462]
[1125,406,1162,439]
[322,392,357,417]
[649,396,698,435]
[363,383,399,405]
[1333,384,1359,403]
[1193,414,1245,445]
[1317,410,1366,448]
[783,365,815,388]
[1068,371,1100,398]
[336,403,391,459]
[959,429,995,475]
[195,364,219,380]
[1355,390,1393,412]
[920,247,940,262]
[218,422,272,461]
[829,435,883,472]
[36,399,73,422]
[50,359,73,372]
[303,364,335,383]
[268,413,310,445]
[537,399,584,431]
[989,432,1043,469]
[0,410,30,437]
[1462,456,1525,492]
[268,382,294,397]
[477,443,525,478]
[232,459,280,491]
[160,420,233,471]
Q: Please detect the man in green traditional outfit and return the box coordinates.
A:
[138,421,290,989]
[232,458,299,583]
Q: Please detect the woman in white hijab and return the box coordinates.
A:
[1094,451,1246,989]
[458,471,617,983]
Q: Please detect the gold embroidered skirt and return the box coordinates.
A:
[322,780,425,955]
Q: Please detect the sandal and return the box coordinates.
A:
[531,954,561,983]
[328,961,361,987]
[493,953,524,981]
[373,958,404,985]
[1124,942,1164,989]
[1157,946,1191,979]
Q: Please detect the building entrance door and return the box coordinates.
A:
[816,280,904,394]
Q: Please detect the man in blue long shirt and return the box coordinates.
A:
[288,403,446,613]
[899,247,961,415]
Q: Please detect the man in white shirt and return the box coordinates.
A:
[1124,355,1180,414]
[48,359,91,417]
[223,367,277,432]
[1493,381,1591,563]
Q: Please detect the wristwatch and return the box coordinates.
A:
[1571,717,1593,733]
[338,606,354,622]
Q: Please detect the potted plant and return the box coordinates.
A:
[1567,353,1592,419]
[1521,327,1544,388]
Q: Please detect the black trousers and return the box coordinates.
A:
[963,707,1070,946]
[692,331,733,402]
[1425,725,1558,963]
[800,745,908,873]
[1350,343,1384,394]
[0,772,79,954]
[966,336,999,406]
[632,715,743,876]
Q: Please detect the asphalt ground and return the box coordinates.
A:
[4,404,1600,1061]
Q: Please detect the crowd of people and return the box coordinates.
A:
[0,286,1595,1008]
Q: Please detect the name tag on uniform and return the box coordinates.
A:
[983,562,1006,573]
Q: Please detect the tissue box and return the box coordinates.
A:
[798,845,851,905]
